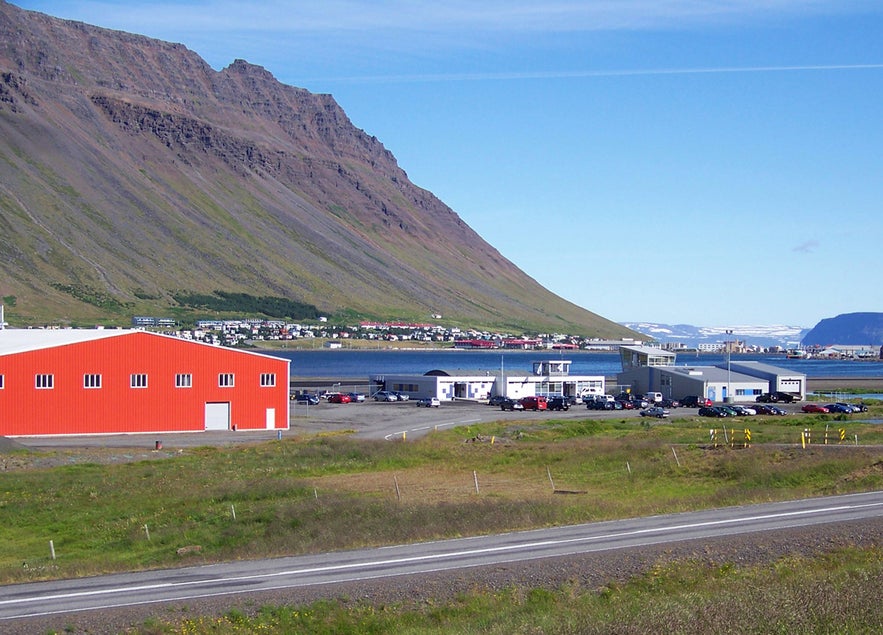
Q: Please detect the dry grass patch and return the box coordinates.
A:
[314,464,557,504]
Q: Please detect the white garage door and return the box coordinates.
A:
[204,402,230,430]
[780,379,803,393]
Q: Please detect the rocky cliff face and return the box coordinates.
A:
[0,1,631,337]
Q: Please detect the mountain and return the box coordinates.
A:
[0,2,635,339]
[621,322,810,349]
[801,313,883,347]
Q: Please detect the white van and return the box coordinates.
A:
[644,392,663,403]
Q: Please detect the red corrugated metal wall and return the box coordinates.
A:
[0,332,290,436]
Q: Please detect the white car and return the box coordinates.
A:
[416,397,440,408]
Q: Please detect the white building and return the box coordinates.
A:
[371,359,605,402]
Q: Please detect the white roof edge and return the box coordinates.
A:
[0,328,288,363]
[0,328,134,356]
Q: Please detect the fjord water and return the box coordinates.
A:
[267,349,883,380]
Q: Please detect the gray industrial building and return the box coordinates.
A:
[615,346,805,403]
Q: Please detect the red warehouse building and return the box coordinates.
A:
[0,329,290,436]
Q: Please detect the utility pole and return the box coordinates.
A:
[726,329,733,403]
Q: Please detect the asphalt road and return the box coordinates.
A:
[2,491,881,623]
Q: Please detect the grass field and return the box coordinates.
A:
[2,411,882,633]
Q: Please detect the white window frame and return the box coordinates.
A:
[260,373,276,387]
[83,373,102,389]
[218,373,235,388]
[130,373,148,388]
[35,374,54,389]
[175,373,193,388]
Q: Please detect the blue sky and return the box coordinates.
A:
[13,1,883,329]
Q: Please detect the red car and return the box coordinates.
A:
[801,403,829,414]
[327,393,352,404]
[520,396,548,411]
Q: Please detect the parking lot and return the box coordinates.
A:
[12,398,809,453]
[289,398,702,441]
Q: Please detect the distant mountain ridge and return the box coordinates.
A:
[625,314,883,349]
[801,313,883,347]
[0,1,634,338]
[621,322,810,349]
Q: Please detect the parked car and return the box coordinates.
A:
[547,397,570,411]
[752,403,776,415]
[757,391,799,403]
[597,400,623,410]
[681,395,712,408]
[520,396,548,411]
[293,393,319,405]
[801,403,829,413]
[659,397,680,408]
[327,393,352,404]
[500,398,524,411]
[373,391,398,402]
[416,397,440,408]
[767,405,788,415]
[392,392,410,401]
[699,406,729,417]
[824,403,853,414]
[640,406,670,418]
[835,402,860,413]
[730,405,756,416]
[346,392,366,403]
[488,395,508,406]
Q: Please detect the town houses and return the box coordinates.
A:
[131,316,648,351]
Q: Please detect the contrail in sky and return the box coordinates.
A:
[313,63,883,84]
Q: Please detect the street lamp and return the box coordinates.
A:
[726,329,733,403]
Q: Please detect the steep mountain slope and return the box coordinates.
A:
[0,1,633,337]
[802,313,883,347]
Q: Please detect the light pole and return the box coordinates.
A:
[726,329,733,403]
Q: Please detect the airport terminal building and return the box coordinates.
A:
[372,359,606,402]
